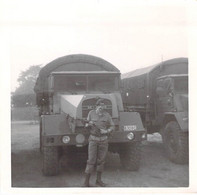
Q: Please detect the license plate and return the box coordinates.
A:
[124,125,137,131]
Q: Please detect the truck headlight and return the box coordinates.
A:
[127,132,134,140]
[62,136,70,144]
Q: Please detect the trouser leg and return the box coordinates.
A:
[96,140,108,172]
[95,140,108,187]
[85,140,98,174]
[82,173,91,187]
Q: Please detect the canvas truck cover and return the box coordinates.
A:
[34,54,120,94]
[121,57,188,106]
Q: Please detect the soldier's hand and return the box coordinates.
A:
[85,121,93,127]
[100,129,108,134]
[89,121,94,124]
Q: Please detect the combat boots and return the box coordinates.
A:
[82,173,91,187]
[96,171,106,187]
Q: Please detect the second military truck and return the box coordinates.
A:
[34,54,146,175]
[121,58,188,164]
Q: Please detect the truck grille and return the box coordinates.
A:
[82,98,112,118]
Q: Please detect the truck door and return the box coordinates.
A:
[156,78,173,115]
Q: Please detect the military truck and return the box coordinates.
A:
[34,54,146,176]
[121,58,188,164]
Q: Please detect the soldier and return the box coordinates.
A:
[83,98,115,187]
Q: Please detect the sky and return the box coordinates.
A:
[0,0,193,92]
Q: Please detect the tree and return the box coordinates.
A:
[12,65,41,107]
[15,65,41,95]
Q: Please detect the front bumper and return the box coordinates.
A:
[42,130,146,147]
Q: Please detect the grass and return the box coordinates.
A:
[11,106,39,121]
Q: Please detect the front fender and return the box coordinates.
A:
[174,112,188,132]
[165,112,188,132]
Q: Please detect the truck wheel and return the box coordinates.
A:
[163,121,188,164]
[43,146,59,176]
[119,142,141,171]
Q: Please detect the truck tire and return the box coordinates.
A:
[163,121,188,164]
[119,142,141,171]
[43,146,59,176]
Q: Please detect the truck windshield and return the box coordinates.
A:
[53,74,119,92]
[174,77,188,93]
[88,75,119,92]
[54,75,87,92]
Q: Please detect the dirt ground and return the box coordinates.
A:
[11,121,189,187]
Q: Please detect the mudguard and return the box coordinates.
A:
[119,112,145,132]
[174,112,188,132]
[42,114,72,136]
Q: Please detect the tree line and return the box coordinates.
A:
[11,65,41,107]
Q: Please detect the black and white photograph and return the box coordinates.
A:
[1,0,197,194]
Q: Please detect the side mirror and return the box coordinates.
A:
[156,86,166,96]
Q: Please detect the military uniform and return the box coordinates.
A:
[85,110,114,174]
[83,99,114,187]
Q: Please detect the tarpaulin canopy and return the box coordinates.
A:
[121,58,188,79]
[121,57,188,107]
[34,54,120,94]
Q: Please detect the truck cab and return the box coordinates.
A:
[156,74,188,131]
[48,71,122,116]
